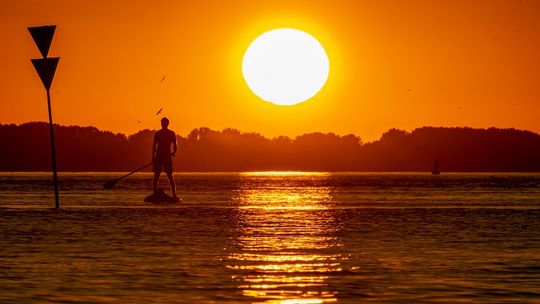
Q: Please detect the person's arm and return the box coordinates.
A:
[172,132,178,156]
[152,132,157,160]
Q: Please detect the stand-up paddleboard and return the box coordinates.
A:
[144,188,181,203]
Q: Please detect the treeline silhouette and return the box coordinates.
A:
[1,122,539,172]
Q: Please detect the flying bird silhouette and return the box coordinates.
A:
[160,75,166,83]
[156,108,163,115]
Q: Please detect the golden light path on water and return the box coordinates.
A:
[227,172,343,303]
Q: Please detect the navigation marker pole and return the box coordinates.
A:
[28,25,60,208]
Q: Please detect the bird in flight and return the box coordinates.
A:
[156,108,163,116]
[160,75,166,83]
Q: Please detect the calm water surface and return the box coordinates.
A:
[1,172,540,303]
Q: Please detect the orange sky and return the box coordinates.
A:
[1,0,539,141]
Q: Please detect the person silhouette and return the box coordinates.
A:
[152,117,177,198]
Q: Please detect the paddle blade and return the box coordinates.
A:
[103,179,117,190]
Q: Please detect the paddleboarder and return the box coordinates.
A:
[152,117,178,199]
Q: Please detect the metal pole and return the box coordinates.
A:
[46,89,60,208]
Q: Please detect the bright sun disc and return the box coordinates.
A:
[242,28,330,106]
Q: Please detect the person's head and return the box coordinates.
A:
[161,117,169,129]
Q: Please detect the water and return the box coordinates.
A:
[1,172,540,303]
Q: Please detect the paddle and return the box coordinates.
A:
[103,162,153,189]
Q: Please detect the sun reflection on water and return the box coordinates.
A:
[227,175,342,303]
[240,172,330,177]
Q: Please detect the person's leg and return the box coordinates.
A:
[164,156,176,197]
[153,172,160,193]
[167,172,176,197]
[152,156,163,193]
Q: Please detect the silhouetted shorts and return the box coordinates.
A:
[153,155,173,174]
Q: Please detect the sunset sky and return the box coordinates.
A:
[1,0,539,141]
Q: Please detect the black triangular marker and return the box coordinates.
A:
[31,57,60,90]
[28,25,56,58]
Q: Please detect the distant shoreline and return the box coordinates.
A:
[1,171,540,174]
[2,122,540,172]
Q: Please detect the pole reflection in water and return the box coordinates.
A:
[227,172,343,303]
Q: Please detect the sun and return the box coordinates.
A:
[242,28,330,106]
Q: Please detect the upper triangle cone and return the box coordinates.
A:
[28,25,56,58]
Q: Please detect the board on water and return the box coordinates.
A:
[144,188,181,203]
